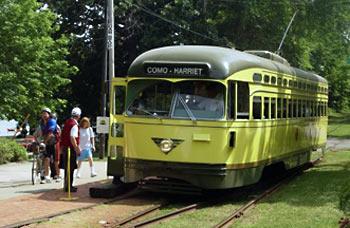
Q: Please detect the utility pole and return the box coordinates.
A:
[99,0,114,159]
[107,0,115,84]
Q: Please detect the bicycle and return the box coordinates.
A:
[30,142,46,185]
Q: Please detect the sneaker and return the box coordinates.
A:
[40,179,46,184]
[55,176,62,183]
[91,171,97,177]
[45,176,51,183]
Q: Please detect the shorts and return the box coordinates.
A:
[43,144,56,160]
[77,148,92,161]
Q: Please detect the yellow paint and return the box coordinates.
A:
[108,68,328,168]
[192,133,211,142]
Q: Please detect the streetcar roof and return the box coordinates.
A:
[128,45,327,83]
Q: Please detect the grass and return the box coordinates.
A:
[152,151,350,228]
[328,110,350,138]
[232,151,350,228]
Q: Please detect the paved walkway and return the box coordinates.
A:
[0,180,117,227]
[0,160,108,200]
[326,137,350,151]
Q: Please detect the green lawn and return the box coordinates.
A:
[328,111,350,138]
[153,151,350,228]
[233,151,350,228]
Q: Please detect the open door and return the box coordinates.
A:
[107,78,127,180]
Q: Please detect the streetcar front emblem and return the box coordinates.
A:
[151,137,184,154]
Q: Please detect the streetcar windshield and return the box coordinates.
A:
[126,80,225,120]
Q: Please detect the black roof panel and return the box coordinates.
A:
[127,45,327,83]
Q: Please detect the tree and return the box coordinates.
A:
[41,0,350,114]
[0,0,77,124]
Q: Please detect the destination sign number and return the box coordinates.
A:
[144,63,209,77]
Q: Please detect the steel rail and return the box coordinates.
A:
[130,202,201,228]
[213,158,322,228]
[114,203,164,227]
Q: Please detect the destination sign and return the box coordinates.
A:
[143,63,210,77]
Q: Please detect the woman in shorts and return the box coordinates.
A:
[76,117,97,178]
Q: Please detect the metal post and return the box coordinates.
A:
[99,0,114,159]
[107,0,115,83]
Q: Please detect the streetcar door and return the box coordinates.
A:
[107,78,127,178]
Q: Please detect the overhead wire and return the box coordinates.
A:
[131,2,223,44]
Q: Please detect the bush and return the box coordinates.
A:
[0,138,27,164]
[340,183,350,215]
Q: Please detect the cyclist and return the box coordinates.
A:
[35,107,58,184]
[51,113,62,182]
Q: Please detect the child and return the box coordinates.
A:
[76,117,97,178]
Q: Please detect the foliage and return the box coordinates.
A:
[39,0,349,118]
[0,138,27,164]
[0,0,77,124]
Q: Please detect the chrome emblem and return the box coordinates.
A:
[151,137,184,154]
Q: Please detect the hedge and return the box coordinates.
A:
[0,138,27,164]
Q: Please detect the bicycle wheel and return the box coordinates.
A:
[31,154,37,185]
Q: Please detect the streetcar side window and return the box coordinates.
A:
[297,100,301,117]
[306,100,311,117]
[293,99,297,118]
[237,82,249,119]
[253,96,262,119]
[277,98,282,118]
[263,97,270,119]
[288,99,292,118]
[264,75,270,83]
[283,79,287,87]
[228,81,236,119]
[271,98,276,119]
[253,73,262,82]
[271,76,276,84]
[283,98,287,118]
[114,86,126,115]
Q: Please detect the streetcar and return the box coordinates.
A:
[107,45,328,191]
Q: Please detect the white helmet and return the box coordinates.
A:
[41,107,51,114]
[71,107,82,116]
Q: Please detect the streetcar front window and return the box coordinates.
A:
[126,80,225,120]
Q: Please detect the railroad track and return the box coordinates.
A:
[113,202,201,227]
[112,158,322,228]
[7,158,321,228]
[213,158,322,228]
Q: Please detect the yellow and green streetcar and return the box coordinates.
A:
[107,45,328,191]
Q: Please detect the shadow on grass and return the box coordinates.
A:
[263,160,350,208]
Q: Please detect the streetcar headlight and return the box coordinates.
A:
[160,139,173,153]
